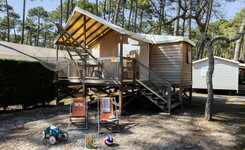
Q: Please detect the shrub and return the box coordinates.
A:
[0,59,56,109]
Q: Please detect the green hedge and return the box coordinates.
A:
[0,59,56,109]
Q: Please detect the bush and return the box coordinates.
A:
[0,59,56,109]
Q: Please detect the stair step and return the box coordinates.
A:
[171,98,178,102]
[145,93,153,96]
[171,102,181,109]
[71,53,88,56]
[157,101,167,105]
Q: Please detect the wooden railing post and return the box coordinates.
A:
[82,59,86,98]
[133,59,136,85]
[132,58,136,94]
[168,83,172,114]
[119,34,124,114]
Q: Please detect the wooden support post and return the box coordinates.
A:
[167,83,171,114]
[179,86,183,109]
[83,15,87,98]
[56,46,59,105]
[189,86,192,104]
[83,59,86,98]
[132,58,136,94]
[119,34,124,114]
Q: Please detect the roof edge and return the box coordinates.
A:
[193,56,239,64]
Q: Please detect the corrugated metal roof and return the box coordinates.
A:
[54,7,196,48]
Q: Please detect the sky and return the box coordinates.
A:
[0,0,244,22]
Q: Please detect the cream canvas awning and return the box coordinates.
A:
[54,7,153,48]
[54,7,195,48]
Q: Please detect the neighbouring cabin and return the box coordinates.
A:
[54,7,195,113]
[193,56,245,94]
[238,64,245,94]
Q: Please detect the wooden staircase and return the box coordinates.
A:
[136,80,181,113]
[133,61,181,114]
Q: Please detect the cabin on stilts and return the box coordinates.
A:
[54,7,195,114]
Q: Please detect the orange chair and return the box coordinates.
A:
[68,97,88,130]
[97,97,120,133]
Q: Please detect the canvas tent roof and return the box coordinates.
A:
[138,34,196,46]
[193,56,239,65]
[54,7,195,48]
[0,41,72,61]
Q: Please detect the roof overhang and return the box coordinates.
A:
[239,63,245,69]
[193,56,239,64]
[54,7,153,48]
[54,7,196,48]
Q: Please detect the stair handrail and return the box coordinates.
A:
[135,59,170,84]
[135,58,172,113]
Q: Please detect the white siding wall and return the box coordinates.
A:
[193,59,239,91]
[139,41,149,80]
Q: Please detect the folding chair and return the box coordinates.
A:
[68,97,88,130]
[97,97,120,134]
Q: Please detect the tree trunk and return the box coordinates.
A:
[186,0,192,39]
[122,0,125,28]
[195,40,205,60]
[103,0,107,19]
[26,32,29,44]
[21,0,26,44]
[182,19,185,36]
[37,16,40,46]
[134,0,138,33]
[139,9,143,30]
[113,0,120,24]
[203,33,214,121]
[205,0,213,33]
[108,0,111,22]
[71,0,75,13]
[44,29,47,47]
[13,23,17,42]
[157,1,162,34]
[6,0,10,42]
[96,0,99,16]
[174,3,180,36]
[60,0,63,26]
[234,13,245,61]
[66,0,70,22]
[127,0,133,30]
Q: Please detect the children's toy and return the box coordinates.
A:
[104,136,113,146]
[85,134,96,149]
[42,124,69,145]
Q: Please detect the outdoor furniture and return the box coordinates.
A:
[68,97,88,130]
[97,97,120,133]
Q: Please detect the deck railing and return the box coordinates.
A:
[58,57,135,81]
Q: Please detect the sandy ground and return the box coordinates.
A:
[0,96,244,150]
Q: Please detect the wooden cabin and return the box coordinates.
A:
[54,7,195,113]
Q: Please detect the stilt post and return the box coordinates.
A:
[119,34,124,114]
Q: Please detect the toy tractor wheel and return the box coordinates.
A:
[49,136,56,145]
[42,130,46,139]
[62,132,69,141]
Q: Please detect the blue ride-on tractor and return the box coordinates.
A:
[42,124,69,144]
